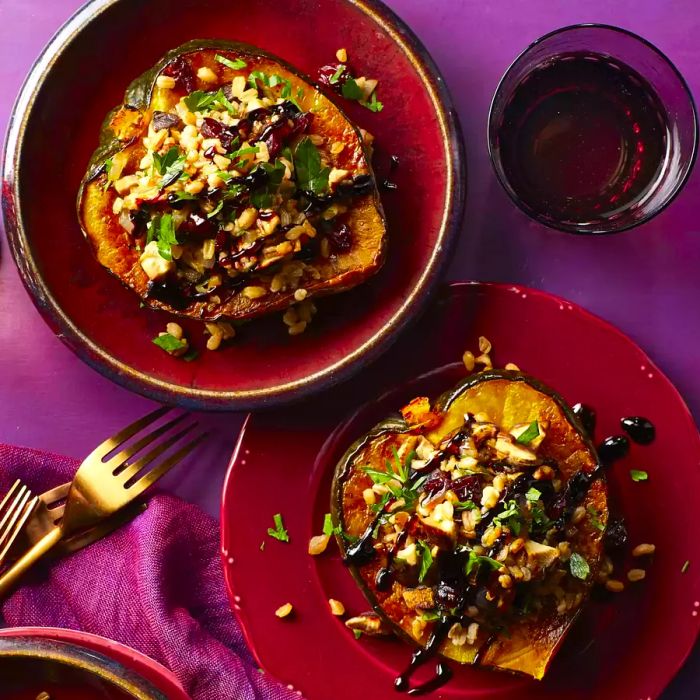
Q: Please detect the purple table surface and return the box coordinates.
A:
[0,0,698,696]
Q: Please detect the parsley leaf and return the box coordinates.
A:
[360,91,384,113]
[249,160,286,209]
[184,90,214,112]
[586,506,605,532]
[215,54,247,70]
[153,146,186,187]
[454,500,477,511]
[493,499,522,534]
[322,513,342,537]
[293,137,331,195]
[353,630,362,639]
[630,469,648,482]
[515,421,540,444]
[330,65,346,84]
[267,513,289,542]
[169,190,198,202]
[146,214,178,261]
[569,552,590,580]
[341,78,364,100]
[525,487,541,503]
[417,541,433,583]
[152,333,186,353]
[419,610,441,622]
[465,550,502,576]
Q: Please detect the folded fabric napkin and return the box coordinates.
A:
[0,443,298,700]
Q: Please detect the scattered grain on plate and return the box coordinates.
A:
[462,350,475,372]
[682,560,691,573]
[632,543,656,557]
[504,362,520,371]
[329,598,345,616]
[275,603,294,618]
[605,579,625,593]
[336,48,348,63]
[36,694,51,700]
[627,568,646,582]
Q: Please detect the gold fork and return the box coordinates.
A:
[0,407,207,595]
[0,481,39,566]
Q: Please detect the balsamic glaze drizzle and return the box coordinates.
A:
[620,416,655,445]
[597,435,630,468]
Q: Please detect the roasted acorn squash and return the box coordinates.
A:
[78,40,386,321]
[331,370,607,687]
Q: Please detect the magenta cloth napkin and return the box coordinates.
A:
[0,443,298,700]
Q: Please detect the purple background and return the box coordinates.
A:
[0,0,698,696]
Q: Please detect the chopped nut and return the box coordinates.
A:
[288,321,307,336]
[627,568,646,582]
[475,353,493,369]
[498,574,513,589]
[294,288,308,302]
[448,622,468,646]
[166,322,184,340]
[504,362,520,371]
[330,141,345,155]
[632,543,656,557]
[139,241,174,281]
[345,612,391,636]
[329,598,345,616]
[275,603,294,618]
[329,168,350,186]
[362,488,376,506]
[156,74,176,89]
[480,486,500,509]
[114,174,139,195]
[308,534,330,556]
[336,48,348,63]
[197,66,218,83]
[478,336,492,354]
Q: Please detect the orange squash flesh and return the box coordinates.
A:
[332,370,607,680]
[78,40,386,321]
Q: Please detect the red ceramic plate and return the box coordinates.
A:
[0,627,190,699]
[2,0,464,410]
[221,282,700,700]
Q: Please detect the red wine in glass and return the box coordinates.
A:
[495,52,668,226]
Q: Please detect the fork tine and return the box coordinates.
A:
[84,406,173,462]
[0,484,30,536]
[116,423,199,485]
[40,483,71,508]
[0,496,38,563]
[127,432,208,495]
[0,481,22,515]
[105,413,189,473]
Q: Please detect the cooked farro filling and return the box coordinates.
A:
[107,75,372,307]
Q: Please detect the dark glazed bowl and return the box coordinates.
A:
[1,0,465,411]
[0,636,168,699]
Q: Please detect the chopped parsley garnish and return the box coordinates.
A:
[329,64,346,84]
[569,552,590,580]
[353,630,362,639]
[682,560,691,573]
[493,499,523,535]
[322,512,342,537]
[267,513,289,542]
[630,469,648,482]
[152,333,186,353]
[586,506,605,532]
[169,190,198,202]
[207,200,224,219]
[360,91,384,113]
[341,77,364,100]
[293,137,331,195]
[183,89,235,114]
[417,541,433,583]
[146,213,178,261]
[153,146,187,187]
[215,54,247,70]
[103,158,114,190]
[525,487,541,503]
[454,499,478,511]
[362,448,427,512]
[248,71,294,100]
[249,160,286,208]
[465,550,501,577]
[515,421,540,445]
[419,610,441,622]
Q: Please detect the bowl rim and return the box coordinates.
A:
[486,22,699,236]
[0,635,167,699]
[1,0,466,411]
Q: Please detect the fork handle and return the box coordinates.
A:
[0,526,63,596]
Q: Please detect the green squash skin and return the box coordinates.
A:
[78,38,380,200]
[330,369,606,675]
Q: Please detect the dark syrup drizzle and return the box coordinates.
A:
[597,435,630,468]
[620,416,655,445]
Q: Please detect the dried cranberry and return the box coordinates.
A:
[237,119,252,141]
[435,582,459,609]
[152,111,181,132]
[317,63,351,93]
[257,109,313,159]
[201,117,238,151]
[422,471,450,500]
[326,223,352,252]
[214,230,229,253]
[247,107,271,123]
[180,211,216,238]
[604,518,628,550]
[451,475,482,503]
[162,56,195,93]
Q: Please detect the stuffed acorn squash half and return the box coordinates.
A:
[331,370,607,691]
[78,40,386,321]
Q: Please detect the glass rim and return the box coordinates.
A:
[486,22,699,235]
